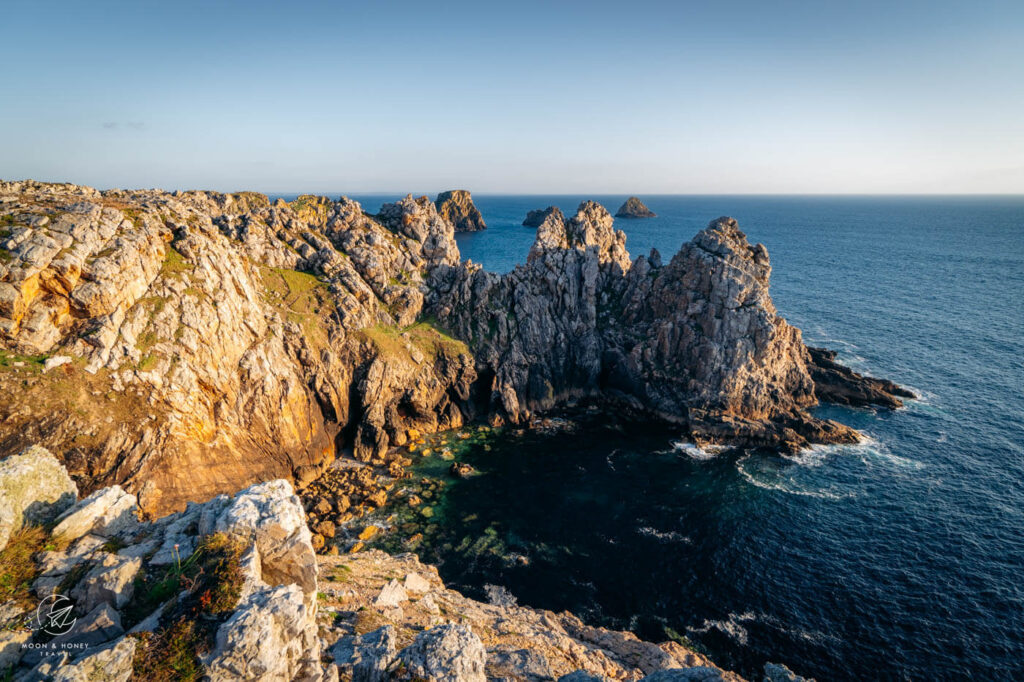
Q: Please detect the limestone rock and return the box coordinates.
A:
[205,583,322,682]
[214,479,318,601]
[50,636,136,682]
[641,669,729,682]
[396,624,487,682]
[332,625,397,682]
[69,553,141,613]
[614,197,656,218]
[0,445,77,551]
[435,190,486,232]
[52,486,138,544]
[375,578,408,608]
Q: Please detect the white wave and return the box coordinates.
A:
[735,454,852,500]
[636,526,691,544]
[671,440,726,461]
[686,611,757,645]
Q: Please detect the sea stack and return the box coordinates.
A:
[435,189,486,232]
[615,196,656,218]
[522,206,563,228]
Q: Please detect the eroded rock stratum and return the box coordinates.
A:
[0,180,909,515]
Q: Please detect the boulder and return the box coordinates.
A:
[51,486,138,544]
[332,625,397,682]
[640,669,728,682]
[374,579,408,608]
[50,636,136,682]
[396,624,487,682]
[214,479,318,601]
[614,197,656,218]
[69,553,141,613]
[205,583,322,682]
[0,445,77,551]
[763,662,815,682]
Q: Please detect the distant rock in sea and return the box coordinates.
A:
[435,189,486,232]
[614,197,656,219]
[522,206,563,228]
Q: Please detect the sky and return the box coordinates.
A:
[1,0,1023,194]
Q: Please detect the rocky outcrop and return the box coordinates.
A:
[1,457,753,681]
[1,180,909,512]
[522,206,563,228]
[0,445,77,551]
[0,470,332,680]
[806,347,915,409]
[428,209,909,451]
[614,197,656,219]
[0,181,475,515]
[434,190,486,232]
[318,549,745,682]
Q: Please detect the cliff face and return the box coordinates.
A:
[0,182,475,515]
[0,181,908,514]
[434,190,486,232]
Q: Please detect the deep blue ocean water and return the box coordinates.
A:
[289,194,1024,680]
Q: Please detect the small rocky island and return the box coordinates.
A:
[615,196,656,218]
[522,206,563,228]
[434,189,486,232]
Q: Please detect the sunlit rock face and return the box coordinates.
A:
[0,181,908,513]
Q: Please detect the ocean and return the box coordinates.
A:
[298,194,1024,680]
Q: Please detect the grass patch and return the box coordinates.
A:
[0,525,47,607]
[161,246,193,280]
[0,351,48,371]
[0,214,17,227]
[356,316,469,363]
[258,265,333,346]
[129,533,247,680]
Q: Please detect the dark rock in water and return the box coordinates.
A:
[806,347,916,408]
[435,189,486,232]
[523,206,563,228]
[614,197,656,219]
[449,462,475,479]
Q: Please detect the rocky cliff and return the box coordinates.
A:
[434,191,486,232]
[0,180,909,516]
[0,447,820,682]
[522,207,563,228]
[614,198,655,219]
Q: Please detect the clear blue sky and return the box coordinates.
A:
[2,0,1022,194]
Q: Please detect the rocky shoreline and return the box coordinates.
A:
[0,445,818,681]
[0,180,911,518]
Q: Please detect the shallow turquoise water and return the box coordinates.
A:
[281,193,1024,680]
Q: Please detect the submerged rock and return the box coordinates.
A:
[435,189,486,232]
[614,196,656,218]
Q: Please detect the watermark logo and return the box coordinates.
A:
[34,594,77,636]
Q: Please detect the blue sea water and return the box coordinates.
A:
[296,193,1024,680]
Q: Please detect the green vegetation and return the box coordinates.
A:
[258,265,334,346]
[161,246,193,280]
[0,525,48,607]
[0,351,49,371]
[0,214,17,227]
[356,316,469,362]
[130,533,247,681]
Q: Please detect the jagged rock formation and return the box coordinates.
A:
[522,206,563,228]
[434,190,486,232]
[0,182,474,515]
[427,209,909,452]
[0,448,778,681]
[0,180,910,515]
[614,197,656,219]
